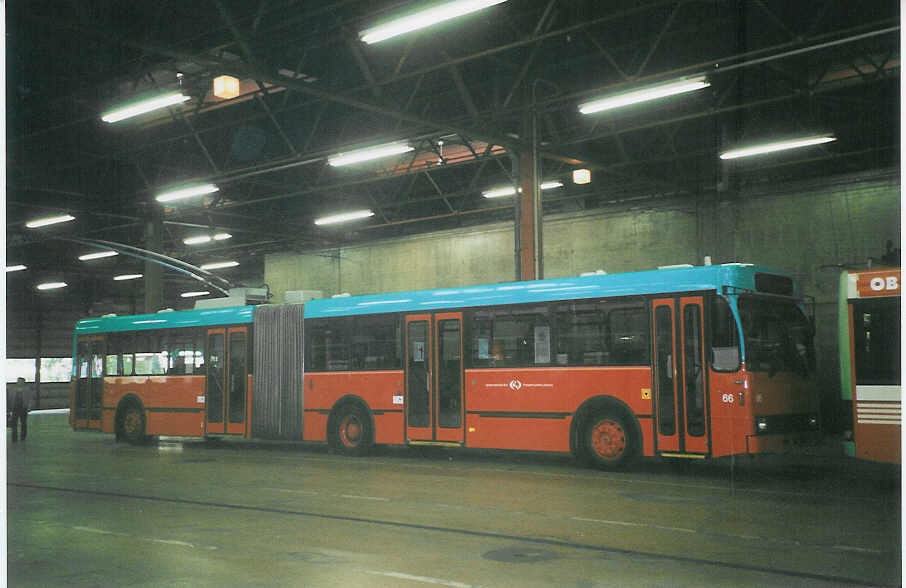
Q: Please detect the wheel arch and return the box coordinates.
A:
[326,394,375,449]
[570,395,643,459]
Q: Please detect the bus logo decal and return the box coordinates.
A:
[509,379,523,391]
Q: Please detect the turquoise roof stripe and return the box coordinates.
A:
[73,265,796,330]
[304,264,793,319]
[75,305,255,334]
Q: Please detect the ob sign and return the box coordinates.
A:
[857,270,901,297]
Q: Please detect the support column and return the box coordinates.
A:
[514,80,542,281]
[144,210,164,313]
[517,149,540,280]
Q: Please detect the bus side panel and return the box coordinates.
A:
[708,370,750,458]
[465,367,652,453]
[855,420,901,463]
[303,371,405,444]
[465,413,573,451]
[103,376,206,437]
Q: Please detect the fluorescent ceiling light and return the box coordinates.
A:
[6,265,27,273]
[719,135,837,160]
[156,183,220,203]
[579,76,710,115]
[37,282,67,291]
[328,143,414,166]
[25,214,75,228]
[200,261,239,270]
[360,0,508,44]
[181,291,211,298]
[78,251,119,261]
[184,233,232,245]
[482,186,517,198]
[482,181,563,198]
[101,92,191,123]
[114,274,143,281]
[314,210,376,226]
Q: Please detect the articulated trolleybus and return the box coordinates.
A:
[840,267,901,464]
[73,263,818,468]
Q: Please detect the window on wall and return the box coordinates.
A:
[40,358,73,382]
[6,358,75,383]
[5,359,36,382]
[471,306,551,368]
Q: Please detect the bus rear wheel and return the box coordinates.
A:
[584,412,634,469]
[332,404,372,457]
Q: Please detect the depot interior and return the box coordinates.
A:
[6,1,900,433]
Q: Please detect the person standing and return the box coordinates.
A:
[9,377,32,443]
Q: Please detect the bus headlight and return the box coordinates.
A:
[756,417,769,433]
[808,415,819,429]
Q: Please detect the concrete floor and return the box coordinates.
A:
[7,413,901,587]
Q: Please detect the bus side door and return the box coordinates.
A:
[75,336,105,430]
[405,313,464,444]
[205,327,249,436]
[652,297,709,455]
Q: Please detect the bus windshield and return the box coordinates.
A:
[739,296,814,376]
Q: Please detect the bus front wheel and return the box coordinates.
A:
[332,404,373,457]
[584,412,634,469]
[119,404,146,445]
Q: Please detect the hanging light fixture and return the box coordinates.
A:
[720,135,837,160]
[200,261,239,270]
[25,214,75,229]
[578,76,710,115]
[328,143,414,167]
[212,75,240,99]
[155,183,220,203]
[101,92,191,123]
[314,210,376,225]
[360,0,508,44]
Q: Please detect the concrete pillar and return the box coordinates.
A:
[143,210,164,313]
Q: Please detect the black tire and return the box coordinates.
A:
[119,403,147,445]
[583,411,635,470]
[331,404,373,457]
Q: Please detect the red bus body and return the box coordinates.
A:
[73,265,819,466]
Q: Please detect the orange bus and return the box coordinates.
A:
[839,267,901,463]
[73,263,819,468]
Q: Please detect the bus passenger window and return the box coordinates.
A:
[608,305,650,365]
[555,302,606,366]
[106,354,120,376]
[349,315,400,370]
[307,318,350,371]
[105,334,121,376]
